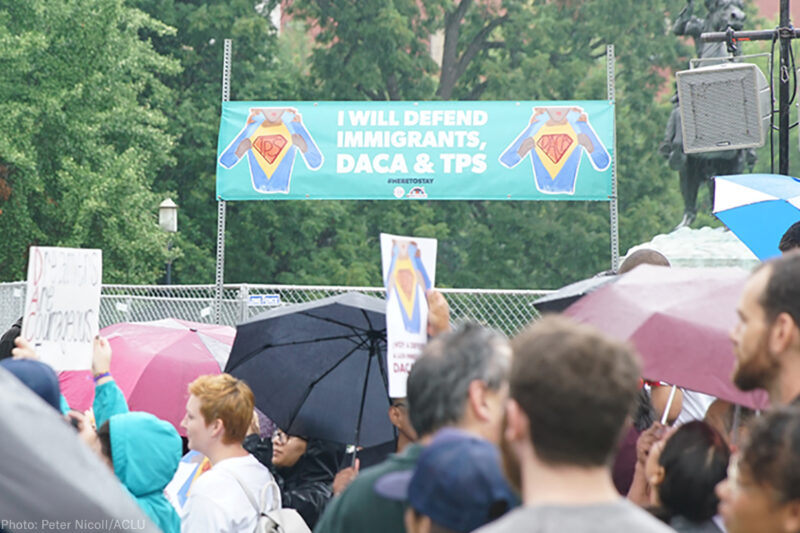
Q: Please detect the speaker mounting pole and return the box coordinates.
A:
[779,0,791,176]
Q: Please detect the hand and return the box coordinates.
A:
[291,133,308,153]
[517,137,536,157]
[11,337,40,360]
[235,138,252,158]
[635,422,668,467]
[333,459,359,495]
[92,336,112,376]
[577,133,594,152]
[426,289,451,337]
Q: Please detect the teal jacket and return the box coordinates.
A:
[94,381,182,533]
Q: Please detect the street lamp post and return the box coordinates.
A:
[158,198,178,285]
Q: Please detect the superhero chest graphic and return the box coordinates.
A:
[533,123,578,177]
[249,122,292,174]
[392,258,418,317]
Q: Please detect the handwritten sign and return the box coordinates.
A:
[381,233,437,397]
[22,247,102,371]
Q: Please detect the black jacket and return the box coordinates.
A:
[244,435,343,529]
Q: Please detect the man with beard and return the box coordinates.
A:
[477,316,673,533]
[730,251,800,406]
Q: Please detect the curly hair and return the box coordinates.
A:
[740,406,800,503]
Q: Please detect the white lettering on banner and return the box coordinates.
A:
[336,154,409,174]
[348,110,401,126]
[336,130,481,149]
[335,108,491,178]
[402,109,488,126]
[440,153,487,174]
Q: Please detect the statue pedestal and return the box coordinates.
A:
[624,226,759,269]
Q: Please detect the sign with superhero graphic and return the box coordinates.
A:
[380,233,437,398]
[216,101,613,201]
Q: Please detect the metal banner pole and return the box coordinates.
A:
[607,44,620,272]
[215,39,232,324]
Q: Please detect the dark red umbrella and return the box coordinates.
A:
[565,265,768,410]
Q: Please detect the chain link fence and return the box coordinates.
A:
[0,282,550,337]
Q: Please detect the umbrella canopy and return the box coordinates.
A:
[713,173,800,260]
[564,265,768,409]
[226,292,394,448]
[533,274,616,314]
[0,368,160,532]
[93,319,235,435]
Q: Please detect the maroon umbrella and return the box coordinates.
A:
[564,265,768,410]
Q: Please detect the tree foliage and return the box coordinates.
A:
[0,0,179,282]
[278,0,690,288]
[2,0,718,290]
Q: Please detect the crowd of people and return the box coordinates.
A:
[1,222,800,533]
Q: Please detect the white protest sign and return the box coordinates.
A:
[380,233,437,397]
[21,247,102,371]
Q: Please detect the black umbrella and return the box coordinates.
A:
[532,273,616,314]
[226,292,394,448]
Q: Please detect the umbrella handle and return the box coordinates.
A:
[660,385,678,425]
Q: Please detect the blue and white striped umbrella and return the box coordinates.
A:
[713,174,800,261]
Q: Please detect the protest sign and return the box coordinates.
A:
[380,233,437,397]
[216,101,613,201]
[21,247,102,371]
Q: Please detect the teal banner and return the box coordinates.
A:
[216,101,613,201]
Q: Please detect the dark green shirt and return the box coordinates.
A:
[313,443,423,533]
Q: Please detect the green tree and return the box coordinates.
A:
[272,0,690,288]
[133,0,339,284]
[0,0,180,283]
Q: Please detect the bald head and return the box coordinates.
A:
[618,249,670,274]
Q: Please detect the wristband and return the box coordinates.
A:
[93,371,111,383]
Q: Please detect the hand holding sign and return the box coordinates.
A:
[92,336,113,385]
[426,289,451,337]
[11,337,40,361]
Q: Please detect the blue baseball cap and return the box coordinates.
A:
[374,428,516,532]
[0,358,61,411]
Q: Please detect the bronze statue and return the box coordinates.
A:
[661,0,756,229]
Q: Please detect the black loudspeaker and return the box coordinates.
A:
[676,62,770,153]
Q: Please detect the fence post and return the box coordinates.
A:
[238,284,249,324]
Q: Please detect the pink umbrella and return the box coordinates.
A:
[564,265,768,410]
[61,319,235,435]
[59,370,94,412]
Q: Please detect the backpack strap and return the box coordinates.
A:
[227,468,282,515]
[227,469,261,513]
